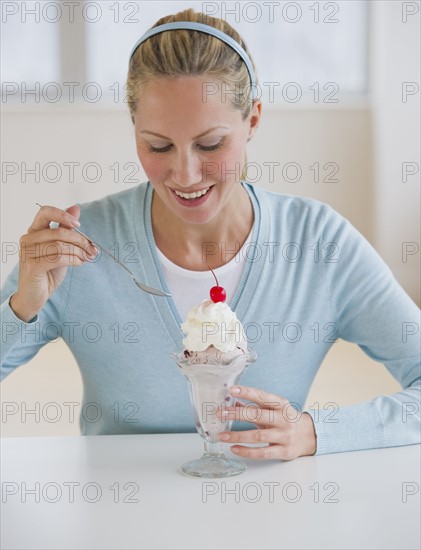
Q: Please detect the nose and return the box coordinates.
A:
[171,149,203,189]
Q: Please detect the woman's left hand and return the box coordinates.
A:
[217,385,317,461]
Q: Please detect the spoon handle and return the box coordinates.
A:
[35,203,171,298]
[72,226,134,277]
[72,227,171,297]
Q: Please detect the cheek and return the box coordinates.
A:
[137,148,166,183]
[213,145,246,183]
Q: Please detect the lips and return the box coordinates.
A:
[171,185,213,207]
[174,187,210,200]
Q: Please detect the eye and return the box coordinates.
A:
[148,140,224,154]
[199,142,223,151]
[149,145,172,153]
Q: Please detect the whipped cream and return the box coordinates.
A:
[181,299,245,353]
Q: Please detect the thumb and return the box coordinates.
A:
[66,204,80,221]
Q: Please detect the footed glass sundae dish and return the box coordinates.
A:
[173,270,256,478]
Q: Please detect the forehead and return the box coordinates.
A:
[134,76,242,128]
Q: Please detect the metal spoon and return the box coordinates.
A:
[36,203,171,298]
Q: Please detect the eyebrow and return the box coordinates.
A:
[139,126,229,140]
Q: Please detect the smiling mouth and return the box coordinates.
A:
[173,187,210,200]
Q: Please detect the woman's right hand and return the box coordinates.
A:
[10,204,97,322]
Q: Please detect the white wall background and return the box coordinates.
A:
[1,1,419,436]
[370,0,420,302]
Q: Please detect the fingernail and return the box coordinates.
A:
[71,219,81,228]
[220,433,230,441]
[230,386,240,394]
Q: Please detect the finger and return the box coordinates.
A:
[229,444,282,460]
[21,228,95,254]
[220,428,282,445]
[41,253,86,268]
[218,404,278,427]
[19,238,97,264]
[29,205,80,233]
[19,249,88,269]
[215,399,245,415]
[64,204,80,222]
[229,385,288,409]
[19,242,95,265]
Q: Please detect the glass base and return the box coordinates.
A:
[180,452,247,478]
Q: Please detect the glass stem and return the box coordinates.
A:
[204,440,224,456]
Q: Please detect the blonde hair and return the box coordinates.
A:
[126,8,259,180]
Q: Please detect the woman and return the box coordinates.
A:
[1,9,419,460]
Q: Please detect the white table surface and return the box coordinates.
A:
[1,434,420,550]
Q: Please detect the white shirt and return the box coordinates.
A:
[156,228,254,320]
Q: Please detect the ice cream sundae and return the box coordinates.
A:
[173,268,256,478]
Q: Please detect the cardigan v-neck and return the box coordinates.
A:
[134,181,268,349]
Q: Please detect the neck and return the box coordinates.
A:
[151,184,254,271]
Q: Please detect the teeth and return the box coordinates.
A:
[174,188,209,200]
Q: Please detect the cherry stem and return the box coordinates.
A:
[208,265,219,287]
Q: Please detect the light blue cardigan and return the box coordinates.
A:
[1,182,420,454]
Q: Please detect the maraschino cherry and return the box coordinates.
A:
[208,266,226,303]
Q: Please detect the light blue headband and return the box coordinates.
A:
[129,21,257,100]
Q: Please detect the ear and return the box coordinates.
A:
[247,99,262,141]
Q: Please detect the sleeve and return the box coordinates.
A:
[1,262,73,380]
[305,205,421,455]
